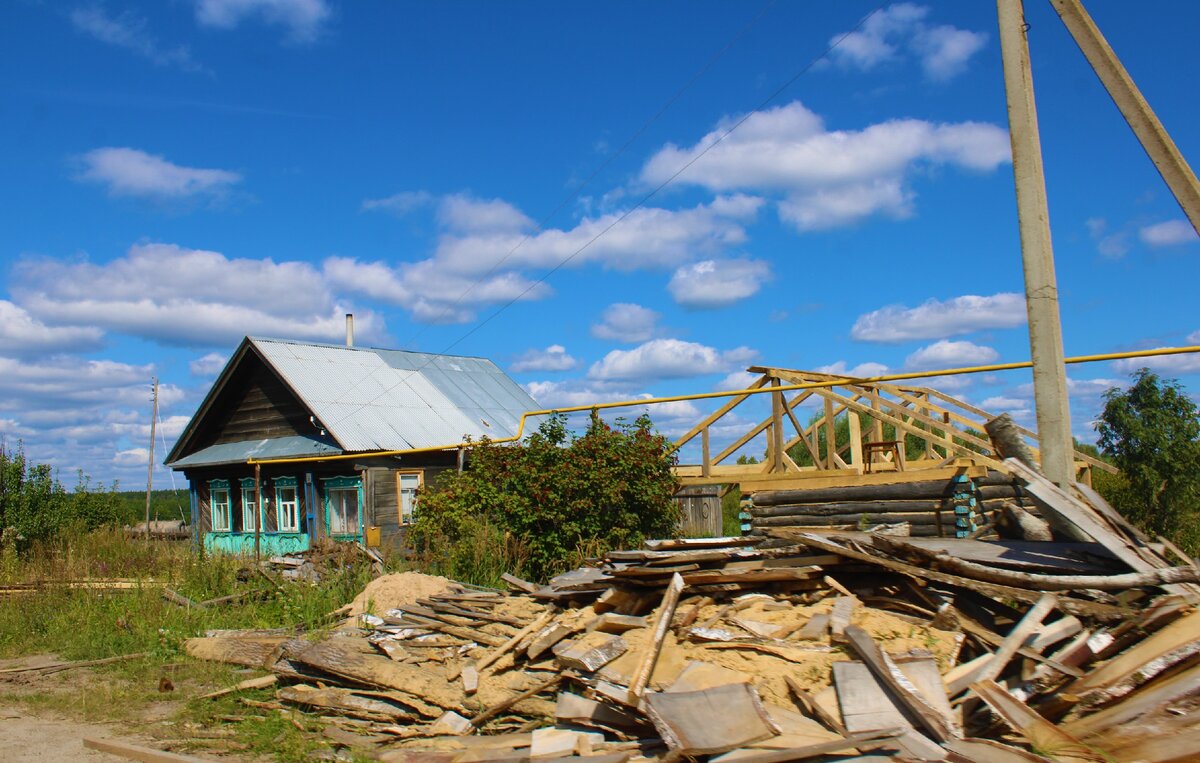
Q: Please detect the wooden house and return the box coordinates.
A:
[165,336,541,555]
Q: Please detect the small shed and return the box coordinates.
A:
[165,336,541,554]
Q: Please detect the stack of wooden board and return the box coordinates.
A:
[181,458,1200,762]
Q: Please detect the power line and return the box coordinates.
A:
[326,1,889,430]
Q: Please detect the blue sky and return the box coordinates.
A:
[2,0,1198,488]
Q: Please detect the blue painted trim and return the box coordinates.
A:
[321,475,364,543]
[189,485,200,553]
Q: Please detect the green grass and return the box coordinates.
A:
[0,527,385,761]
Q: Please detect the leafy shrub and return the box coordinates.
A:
[412,412,680,583]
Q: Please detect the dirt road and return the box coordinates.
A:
[0,706,126,761]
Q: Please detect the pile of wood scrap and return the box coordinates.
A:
[183,459,1200,762]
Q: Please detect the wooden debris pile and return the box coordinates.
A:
[184,459,1200,762]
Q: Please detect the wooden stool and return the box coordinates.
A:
[863,441,904,473]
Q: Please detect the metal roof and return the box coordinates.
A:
[250,338,542,452]
[169,435,342,469]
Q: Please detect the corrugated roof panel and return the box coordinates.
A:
[248,338,540,452]
[170,435,341,468]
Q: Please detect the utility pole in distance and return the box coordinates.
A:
[996,0,1074,488]
[145,378,158,540]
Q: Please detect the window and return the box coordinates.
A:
[324,477,361,536]
[240,478,259,532]
[275,477,300,533]
[209,480,231,532]
[397,471,422,525]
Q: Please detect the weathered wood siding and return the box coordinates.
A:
[191,354,313,449]
[674,485,722,538]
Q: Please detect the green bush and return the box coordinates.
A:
[411,412,680,583]
[0,444,125,550]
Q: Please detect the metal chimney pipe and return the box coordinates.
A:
[345,313,354,347]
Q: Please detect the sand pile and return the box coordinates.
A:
[347,571,453,616]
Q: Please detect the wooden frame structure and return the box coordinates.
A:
[671,367,1115,493]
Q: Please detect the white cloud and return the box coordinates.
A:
[114,447,150,467]
[189,352,227,377]
[0,300,103,357]
[716,370,762,392]
[361,190,433,215]
[815,360,890,378]
[322,256,550,326]
[904,340,998,370]
[1139,219,1199,247]
[345,193,759,324]
[70,6,202,72]
[981,395,1029,412]
[437,194,533,234]
[76,147,241,200]
[14,243,385,347]
[668,258,771,308]
[828,3,987,82]
[851,292,1026,342]
[588,339,756,381]
[194,0,331,42]
[911,24,989,81]
[641,101,1008,231]
[1189,330,1200,344]
[510,345,578,373]
[591,303,661,343]
[1113,349,1200,375]
[1085,216,1129,259]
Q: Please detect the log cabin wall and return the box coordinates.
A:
[747,470,1035,538]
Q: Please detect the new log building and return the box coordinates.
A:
[165,335,541,555]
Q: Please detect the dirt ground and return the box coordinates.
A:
[0,705,128,761]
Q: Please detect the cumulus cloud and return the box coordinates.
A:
[14,243,385,347]
[361,190,433,215]
[641,101,1008,231]
[851,292,1026,342]
[1113,349,1200,375]
[904,340,998,370]
[344,193,759,323]
[0,300,104,357]
[70,6,202,72]
[510,345,577,373]
[716,370,762,392]
[1085,216,1130,259]
[668,258,771,308]
[189,352,227,377]
[815,360,890,378]
[588,339,756,381]
[828,3,987,81]
[981,395,1030,414]
[1139,219,1199,247]
[76,147,241,200]
[194,0,332,42]
[591,303,662,343]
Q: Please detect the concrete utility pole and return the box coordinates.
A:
[144,378,158,539]
[996,0,1074,488]
[1049,0,1200,237]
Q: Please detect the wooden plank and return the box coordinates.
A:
[642,683,781,755]
[843,625,955,742]
[970,679,1105,762]
[1063,609,1200,707]
[1003,458,1160,569]
[773,530,1132,620]
[833,660,910,733]
[670,374,768,452]
[728,465,989,494]
[82,738,217,763]
[627,573,685,700]
[196,673,277,700]
[475,611,553,673]
[1063,660,1200,741]
[184,637,284,668]
[975,593,1057,684]
[828,596,858,643]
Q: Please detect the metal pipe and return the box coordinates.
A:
[345,314,354,348]
[246,344,1200,466]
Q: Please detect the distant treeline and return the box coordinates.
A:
[0,445,188,549]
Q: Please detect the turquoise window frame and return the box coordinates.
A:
[274,476,300,533]
[208,479,231,533]
[238,477,261,533]
[321,475,363,540]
